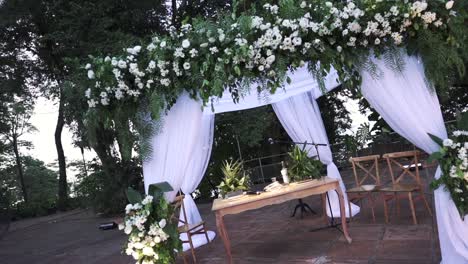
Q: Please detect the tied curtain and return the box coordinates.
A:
[272,92,360,217]
[361,55,468,263]
[142,93,216,250]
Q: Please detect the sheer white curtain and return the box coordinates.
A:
[272,91,360,217]
[203,64,340,115]
[143,92,205,199]
[180,114,214,225]
[142,93,216,250]
[361,54,468,264]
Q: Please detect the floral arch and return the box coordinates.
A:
[84,1,467,263]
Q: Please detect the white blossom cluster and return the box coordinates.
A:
[118,195,170,263]
[84,0,455,108]
[441,131,468,197]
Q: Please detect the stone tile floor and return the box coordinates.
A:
[0,165,441,264]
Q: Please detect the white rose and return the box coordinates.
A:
[446,1,454,10]
[131,251,140,260]
[85,88,92,98]
[134,242,144,249]
[142,246,155,256]
[87,70,95,79]
[266,55,275,64]
[183,62,191,70]
[85,63,91,69]
[133,45,141,53]
[443,139,454,147]
[125,248,133,255]
[182,39,190,48]
[124,225,132,234]
[158,219,166,229]
[337,46,342,52]
[374,38,381,45]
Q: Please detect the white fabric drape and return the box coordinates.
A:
[179,114,214,225]
[203,65,340,115]
[272,92,360,217]
[361,55,468,263]
[142,93,216,249]
[143,93,205,199]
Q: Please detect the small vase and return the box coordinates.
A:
[281,168,290,184]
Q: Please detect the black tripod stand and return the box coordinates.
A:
[309,189,348,234]
[291,198,316,218]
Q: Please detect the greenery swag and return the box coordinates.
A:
[84,0,466,117]
[429,113,468,219]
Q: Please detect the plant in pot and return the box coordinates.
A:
[217,159,250,198]
[287,145,324,182]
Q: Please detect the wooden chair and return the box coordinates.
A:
[347,155,381,222]
[381,150,432,224]
[172,194,210,263]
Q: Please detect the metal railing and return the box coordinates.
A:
[242,119,457,183]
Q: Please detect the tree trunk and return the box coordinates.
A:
[12,136,27,203]
[171,0,177,25]
[55,92,68,211]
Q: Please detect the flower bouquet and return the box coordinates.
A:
[428,115,468,218]
[119,183,181,264]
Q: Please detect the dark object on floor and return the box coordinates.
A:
[291,198,317,218]
[98,222,117,230]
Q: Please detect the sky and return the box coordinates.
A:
[23,97,95,182]
[25,95,369,182]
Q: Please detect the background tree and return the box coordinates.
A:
[0,100,36,203]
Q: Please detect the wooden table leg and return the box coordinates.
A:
[335,186,352,244]
[215,211,232,264]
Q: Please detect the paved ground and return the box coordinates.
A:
[0,165,441,264]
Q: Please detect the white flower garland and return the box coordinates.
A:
[84,0,458,110]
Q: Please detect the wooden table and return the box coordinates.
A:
[211,177,352,263]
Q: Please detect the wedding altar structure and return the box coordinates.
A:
[142,54,467,263]
[83,1,467,262]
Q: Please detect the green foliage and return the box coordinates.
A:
[126,187,143,204]
[217,159,250,197]
[458,111,468,131]
[72,158,143,214]
[287,145,323,182]
[0,156,58,218]
[428,120,468,218]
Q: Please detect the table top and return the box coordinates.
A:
[212,177,338,211]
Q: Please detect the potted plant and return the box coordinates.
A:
[217,159,250,198]
[287,145,324,182]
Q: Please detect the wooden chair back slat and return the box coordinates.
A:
[383,150,421,185]
[349,155,381,186]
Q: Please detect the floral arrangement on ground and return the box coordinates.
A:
[119,187,181,264]
[429,129,468,219]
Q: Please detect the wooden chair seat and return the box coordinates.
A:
[178,221,206,233]
[380,183,420,192]
[347,185,379,193]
